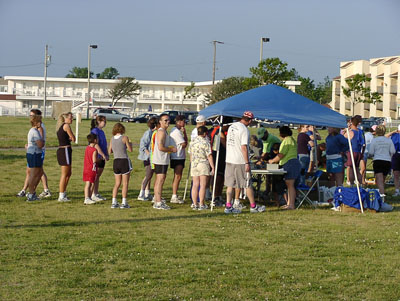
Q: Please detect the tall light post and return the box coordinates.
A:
[259,37,270,62]
[86,44,98,119]
[43,44,51,117]
[212,40,224,85]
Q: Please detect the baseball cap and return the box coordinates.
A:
[257,127,266,139]
[371,125,377,131]
[196,115,206,123]
[243,111,254,119]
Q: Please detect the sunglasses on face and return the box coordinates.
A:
[163,119,170,122]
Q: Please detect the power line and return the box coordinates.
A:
[0,62,42,68]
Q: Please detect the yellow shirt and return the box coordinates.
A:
[279,136,297,166]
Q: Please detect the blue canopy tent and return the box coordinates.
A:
[199,84,364,212]
[200,84,346,128]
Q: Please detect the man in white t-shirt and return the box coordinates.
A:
[191,115,206,141]
[169,115,188,203]
[224,111,265,214]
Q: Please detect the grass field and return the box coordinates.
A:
[1,116,400,300]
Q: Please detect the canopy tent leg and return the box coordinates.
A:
[346,128,364,213]
[313,126,321,204]
[210,115,223,211]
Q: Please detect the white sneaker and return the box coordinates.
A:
[26,192,40,202]
[17,190,26,197]
[84,198,96,205]
[39,190,52,198]
[92,194,105,202]
[250,204,266,213]
[120,203,131,209]
[58,196,71,202]
[137,194,146,201]
[233,200,246,210]
[170,195,184,204]
[153,202,171,210]
[111,202,120,209]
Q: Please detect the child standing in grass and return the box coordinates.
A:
[108,123,133,209]
[83,134,99,205]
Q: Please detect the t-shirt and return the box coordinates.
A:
[27,127,42,154]
[279,136,297,166]
[297,132,311,155]
[91,127,108,158]
[262,134,281,153]
[369,136,395,162]
[364,132,374,155]
[226,121,249,164]
[190,127,198,141]
[188,136,212,168]
[169,127,186,160]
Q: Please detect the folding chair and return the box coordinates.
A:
[296,170,323,209]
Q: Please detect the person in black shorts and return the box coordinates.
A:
[56,112,75,202]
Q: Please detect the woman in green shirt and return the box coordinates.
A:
[268,126,301,209]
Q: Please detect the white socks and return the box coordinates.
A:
[112,197,117,204]
[59,192,65,199]
[122,198,127,205]
[145,190,150,197]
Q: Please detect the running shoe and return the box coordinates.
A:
[92,194,106,202]
[233,200,246,210]
[39,190,52,198]
[111,202,120,209]
[84,198,96,205]
[250,205,266,213]
[17,190,26,197]
[120,203,131,209]
[153,202,171,210]
[170,195,184,204]
[58,196,71,202]
[224,207,242,214]
[26,193,40,202]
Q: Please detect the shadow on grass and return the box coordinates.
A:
[2,211,231,229]
[0,153,26,162]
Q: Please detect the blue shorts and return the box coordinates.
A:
[282,158,301,180]
[327,157,344,173]
[27,153,43,168]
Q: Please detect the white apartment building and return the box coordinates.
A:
[0,76,300,116]
[331,55,400,118]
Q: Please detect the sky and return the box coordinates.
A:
[0,0,399,84]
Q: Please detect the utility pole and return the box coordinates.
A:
[86,44,97,119]
[43,45,50,117]
[212,40,224,85]
[260,37,270,62]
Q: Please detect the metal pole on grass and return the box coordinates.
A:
[210,115,223,211]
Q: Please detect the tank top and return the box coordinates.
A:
[83,145,97,174]
[152,128,170,165]
[111,135,128,159]
[57,123,71,146]
[350,129,362,153]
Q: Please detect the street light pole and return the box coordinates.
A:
[259,37,270,63]
[212,40,224,85]
[86,44,97,119]
[43,45,50,117]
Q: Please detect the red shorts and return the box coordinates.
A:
[345,151,362,168]
[83,171,97,183]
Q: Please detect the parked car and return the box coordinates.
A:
[260,121,289,128]
[131,113,158,123]
[92,108,133,122]
[161,110,180,124]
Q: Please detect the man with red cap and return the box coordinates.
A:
[224,111,266,213]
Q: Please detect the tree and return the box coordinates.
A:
[206,76,256,104]
[96,67,120,79]
[314,76,333,105]
[249,57,296,87]
[66,67,93,78]
[294,76,316,101]
[342,73,381,115]
[184,82,200,99]
[108,77,141,108]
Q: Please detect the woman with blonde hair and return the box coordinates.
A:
[369,125,395,196]
[56,112,75,202]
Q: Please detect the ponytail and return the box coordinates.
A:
[91,115,106,130]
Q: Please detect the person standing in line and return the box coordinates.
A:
[152,114,177,210]
[188,126,215,210]
[386,125,400,196]
[90,116,109,202]
[325,127,349,187]
[108,123,133,209]
[17,109,51,198]
[268,126,301,210]
[169,115,188,204]
[343,116,364,185]
[82,134,99,205]
[56,112,75,202]
[297,125,313,186]
[369,125,395,196]
[137,117,158,201]
[224,111,266,214]
[25,114,45,201]
[361,126,375,185]
[306,125,321,173]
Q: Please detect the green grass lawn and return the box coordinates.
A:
[1,116,400,300]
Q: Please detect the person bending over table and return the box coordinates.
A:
[268,126,301,210]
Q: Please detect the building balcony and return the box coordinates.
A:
[391,85,398,94]
[364,103,370,110]
[377,86,383,94]
[335,88,340,96]
[390,100,398,111]
[376,102,383,110]
[345,102,351,110]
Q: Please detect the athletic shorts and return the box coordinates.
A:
[27,149,45,167]
[373,160,391,176]
[391,153,400,171]
[113,158,132,175]
[191,162,210,177]
[97,159,105,169]
[154,164,168,175]
[143,159,150,167]
[327,157,344,174]
[83,171,97,183]
[345,151,362,168]
[282,158,301,180]
[170,159,185,169]
[224,163,250,189]
[57,147,72,166]
[26,153,43,168]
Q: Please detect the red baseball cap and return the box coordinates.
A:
[243,111,254,119]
